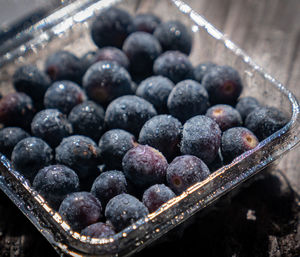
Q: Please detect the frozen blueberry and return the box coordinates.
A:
[133,13,161,34]
[93,47,129,70]
[55,135,101,182]
[91,170,128,207]
[91,7,134,48]
[236,96,261,121]
[245,106,289,141]
[221,127,259,163]
[83,61,132,106]
[193,62,217,83]
[0,127,30,158]
[166,155,210,195]
[99,129,137,170]
[81,222,115,238]
[202,65,243,105]
[105,95,157,136]
[138,115,182,161]
[130,81,138,93]
[45,51,83,84]
[0,92,35,129]
[12,65,51,107]
[11,137,53,180]
[31,109,73,147]
[181,115,221,165]
[81,51,97,74]
[44,80,87,115]
[105,193,148,232]
[59,192,102,231]
[167,79,210,123]
[122,144,168,189]
[136,76,174,114]
[154,20,192,55]
[68,101,105,142]
[33,165,79,209]
[142,184,176,213]
[205,104,242,131]
[153,51,193,84]
[123,32,162,76]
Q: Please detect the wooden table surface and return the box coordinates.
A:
[0,0,299,256]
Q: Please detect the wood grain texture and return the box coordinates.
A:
[0,0,299,256]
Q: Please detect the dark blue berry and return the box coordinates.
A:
[130,81,138,93]
[81,222,115,238]
[133,13,161,34]
[136,76,174,114]
[68,101,105,142]
[55,135,101,182]
[153,51,193,83]
[98,129,137,170]
[205,104,242,131]
[44,80,87,115]
[236,97,261,121]
[138,115,182,161]
[105,193,148,232]
[11,137,53,180]
[33,165,79,209]
[166,155,210,195]
[245,106,289,141]
[0,92,35,129]
[221,127,259,163]
[45,51,83,84]
[202,65,243,105]
[83,61,132,106]
[59,192,102,231]
[105,95,157,136]
[31,109,73,147]
[154,20,192,55]
[91,7,134,48]
[122,144,168,189]
[94,47,129,70]
[12,65,51,107]
[81,51,97,74]
[0,127,29,158]
[181,115,221,165]
[123,32,162,76]
[193,62,217,83]
[167,79,210,122]
[91,170,128,207]
[142,184,175,213]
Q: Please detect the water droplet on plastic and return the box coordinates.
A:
[26,205,34,211]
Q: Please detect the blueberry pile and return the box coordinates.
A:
[0,7,288,237]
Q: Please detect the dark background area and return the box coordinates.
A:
[0,0,299,256]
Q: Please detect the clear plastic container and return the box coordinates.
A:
[0,0,299,256]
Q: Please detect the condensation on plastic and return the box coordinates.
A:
[0,0,299,256]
